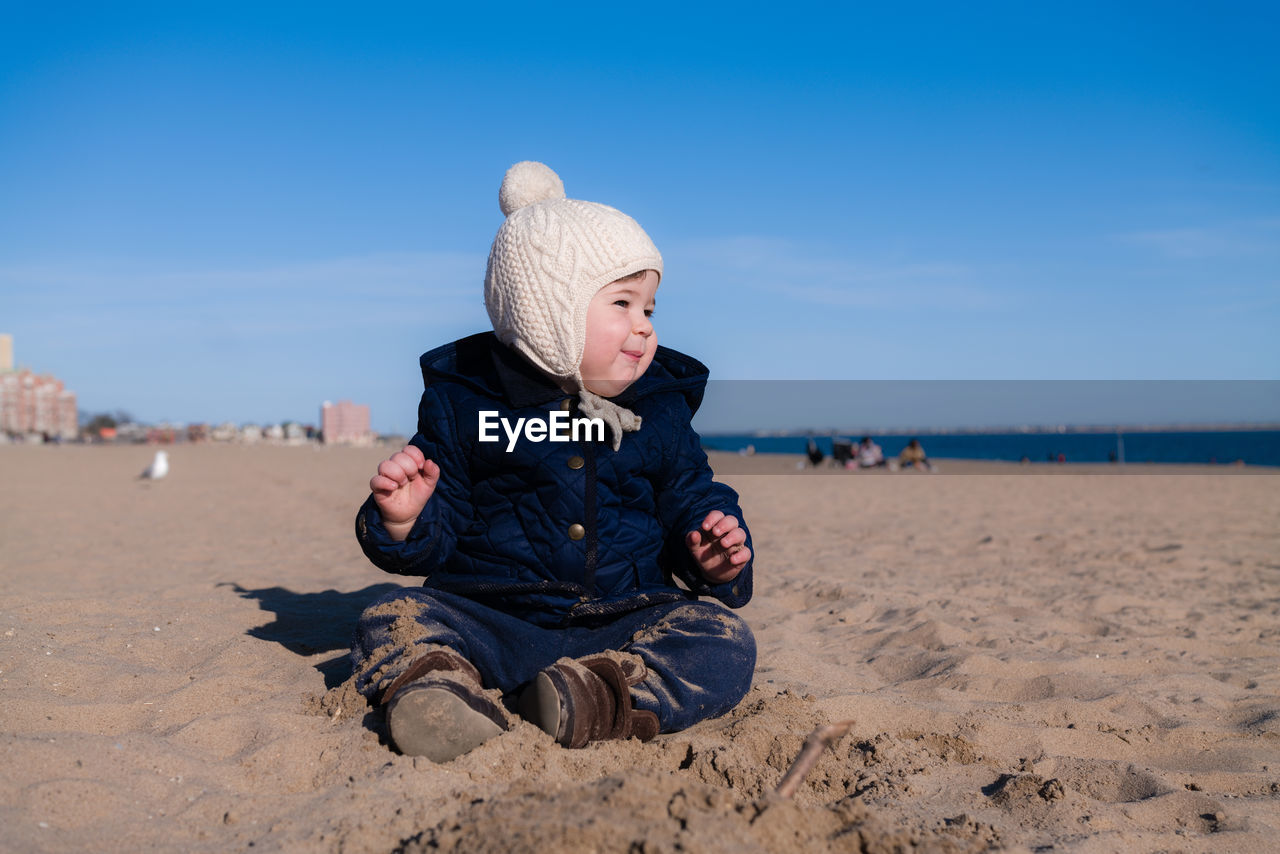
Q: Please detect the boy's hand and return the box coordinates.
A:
[369,444,440,541]
[685,510,751,584]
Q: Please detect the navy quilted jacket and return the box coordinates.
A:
[355,332,753,627]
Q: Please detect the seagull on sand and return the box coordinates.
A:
[139,450,169,480]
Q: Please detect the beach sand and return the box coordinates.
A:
[2,444,1277,852]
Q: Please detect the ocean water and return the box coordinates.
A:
[699,430,1280,467]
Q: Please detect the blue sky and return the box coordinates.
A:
[2,2,1277,433]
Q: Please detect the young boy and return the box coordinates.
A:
[351,161,755,762]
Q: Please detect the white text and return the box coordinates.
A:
[477,410,605,452]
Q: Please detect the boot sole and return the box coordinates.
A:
[517,671,565,740]
[387,685,504,762]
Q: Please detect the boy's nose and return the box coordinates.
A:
[634,317,653,335]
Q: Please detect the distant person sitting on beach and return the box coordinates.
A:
[349,162,755,763]
[897,438,934,471]
[856,436,886,468]
[806,438,825,466]
[831,437,855,468]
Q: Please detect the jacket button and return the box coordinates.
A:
[567,455,584,470]
[568,523,585,540]
[560,398,573,411]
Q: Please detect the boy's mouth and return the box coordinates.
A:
[622,350,644,361]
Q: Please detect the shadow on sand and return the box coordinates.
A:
[222,582,404,688]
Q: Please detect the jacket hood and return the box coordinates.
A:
[419,332,710,417]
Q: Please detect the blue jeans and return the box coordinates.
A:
[351,588,756,733]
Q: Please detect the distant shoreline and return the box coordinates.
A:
[701,427,1280,468]
[704,450,1278,475]
[4,440,1277,472]
[704,422,1280,437]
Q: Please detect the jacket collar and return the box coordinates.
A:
[488,336,566,409]
[421,332,712,415]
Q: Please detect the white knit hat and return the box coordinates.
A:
[484,161,663,448]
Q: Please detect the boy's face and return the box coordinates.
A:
[580,270,659,398]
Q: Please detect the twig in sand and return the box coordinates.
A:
[774,719,855,799]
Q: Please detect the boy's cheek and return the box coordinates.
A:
[641,334,658,367]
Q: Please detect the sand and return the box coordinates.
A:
[1,443,1277,853]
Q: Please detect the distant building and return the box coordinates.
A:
[321,399,373,446]
[210,422,238,442]
[0,369,79,439]
[145,424,179,444]
[0,335,79,440]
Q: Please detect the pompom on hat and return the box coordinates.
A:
[484,161,663,448]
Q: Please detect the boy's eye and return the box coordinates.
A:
[644,309,654,318]
[613,299,629,308]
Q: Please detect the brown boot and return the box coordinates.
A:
[518,653,659,749]
[383,648,507,762]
